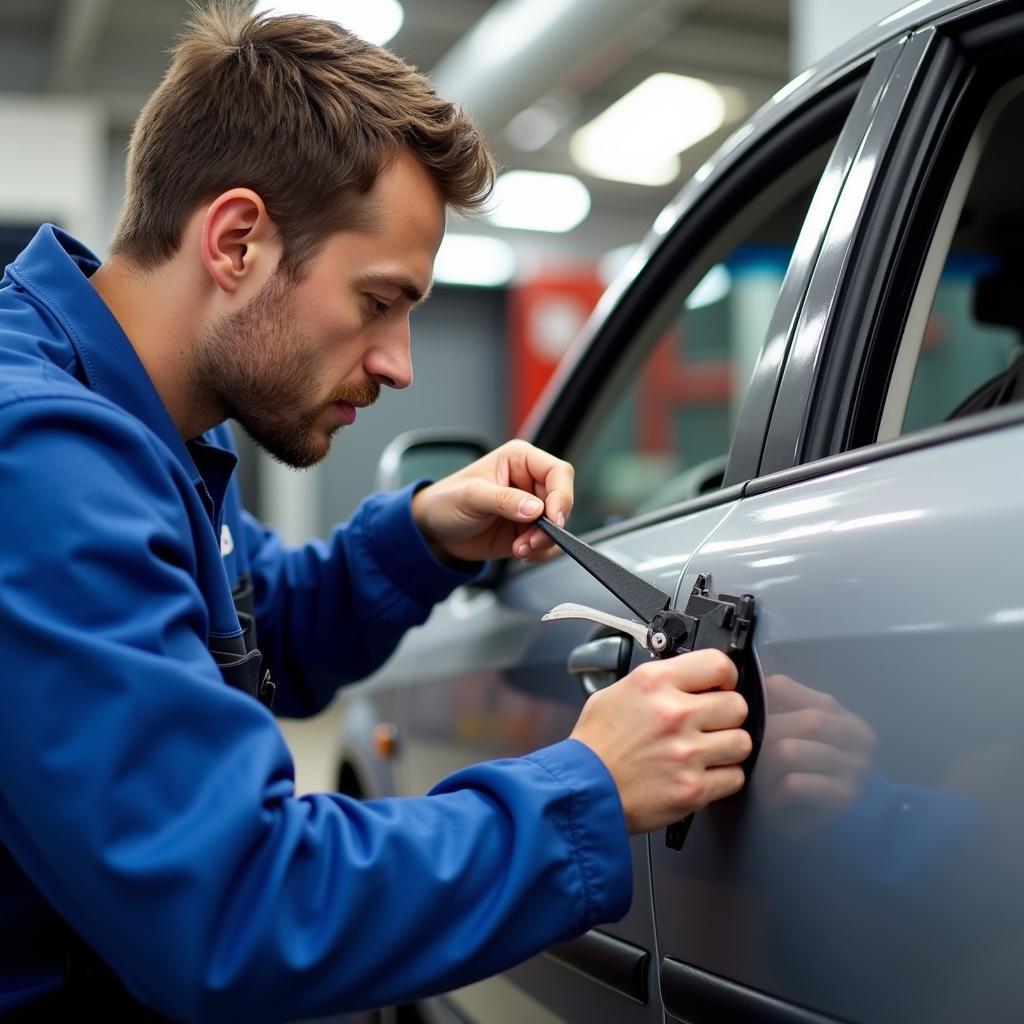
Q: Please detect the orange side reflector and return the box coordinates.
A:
[372,722,399,760]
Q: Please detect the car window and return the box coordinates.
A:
[566,144,837,535]
[879,80,1024,440]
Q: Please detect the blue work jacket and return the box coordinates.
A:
[0,226,631,1021]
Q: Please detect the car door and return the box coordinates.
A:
[650,6,1024,1022]
[373,52,889,1024]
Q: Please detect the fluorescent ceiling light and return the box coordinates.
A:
[433,234,515,287]
[486,171,591,233]
[570,74,743,186]
[253,1,404,45]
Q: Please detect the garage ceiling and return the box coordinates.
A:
[0,0,791,269]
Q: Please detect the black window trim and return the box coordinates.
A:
[803,27,969,462]
[660,957,850,1024]
[542,928,651,1005]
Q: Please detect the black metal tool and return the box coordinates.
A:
[537,517,754,663]
[535,516,671,625]
[536,516,762,852]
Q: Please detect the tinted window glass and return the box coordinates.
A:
[903,257,1019,432]
[883,82,1024,439]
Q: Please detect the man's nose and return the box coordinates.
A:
[366,320,413,390]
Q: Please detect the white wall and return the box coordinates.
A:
[0,97,107,248]
[791,0,908,74]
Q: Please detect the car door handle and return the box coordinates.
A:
[568,634,632,696]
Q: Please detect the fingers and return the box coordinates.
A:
[654,649,739,693]
[623,658,747,734]
[669,765,747,817]
[701,766,747,806]
[691,690,749,732]
[502,439,574,526]
[460,478,545,525]
[702,728,754,767]
[452,441,574,559]
[516,536,565,563]
[575,653,752,832]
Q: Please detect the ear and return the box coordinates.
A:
[200,189,281,295]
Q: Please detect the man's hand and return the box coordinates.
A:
[571,650,751,834]
[411,439,573,565]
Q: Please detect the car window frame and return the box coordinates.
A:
[560,142,844,537]
[761,0,1024,477]
[520,62,882,542]
[757,28,954,474]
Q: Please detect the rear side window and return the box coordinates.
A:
[880,80,1024,440]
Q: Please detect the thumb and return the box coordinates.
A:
[462,479,544,522]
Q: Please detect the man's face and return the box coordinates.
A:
[194,152,445,467]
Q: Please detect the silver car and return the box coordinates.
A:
[336,1,1024,1020]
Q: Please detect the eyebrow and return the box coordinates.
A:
[356,273,432,307]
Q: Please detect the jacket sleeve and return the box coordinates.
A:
[0,396,632,1023]
[241,484,479,716]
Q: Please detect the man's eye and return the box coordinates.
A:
[369,296,390,318]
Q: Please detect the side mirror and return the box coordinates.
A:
[376,430,491,491]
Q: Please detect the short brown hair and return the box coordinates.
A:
[111,1,495,274]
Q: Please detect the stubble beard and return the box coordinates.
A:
[190,273,379,469]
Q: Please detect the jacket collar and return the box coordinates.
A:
[9,224,236,498]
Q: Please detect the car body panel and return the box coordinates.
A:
[650,422,1024,1023]
[335,687,403,800]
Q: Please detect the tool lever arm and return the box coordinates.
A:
[535,516,671,623]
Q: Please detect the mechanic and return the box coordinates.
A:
[0,5,752,1021]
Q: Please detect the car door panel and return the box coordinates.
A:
[649,424,1024,1023]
